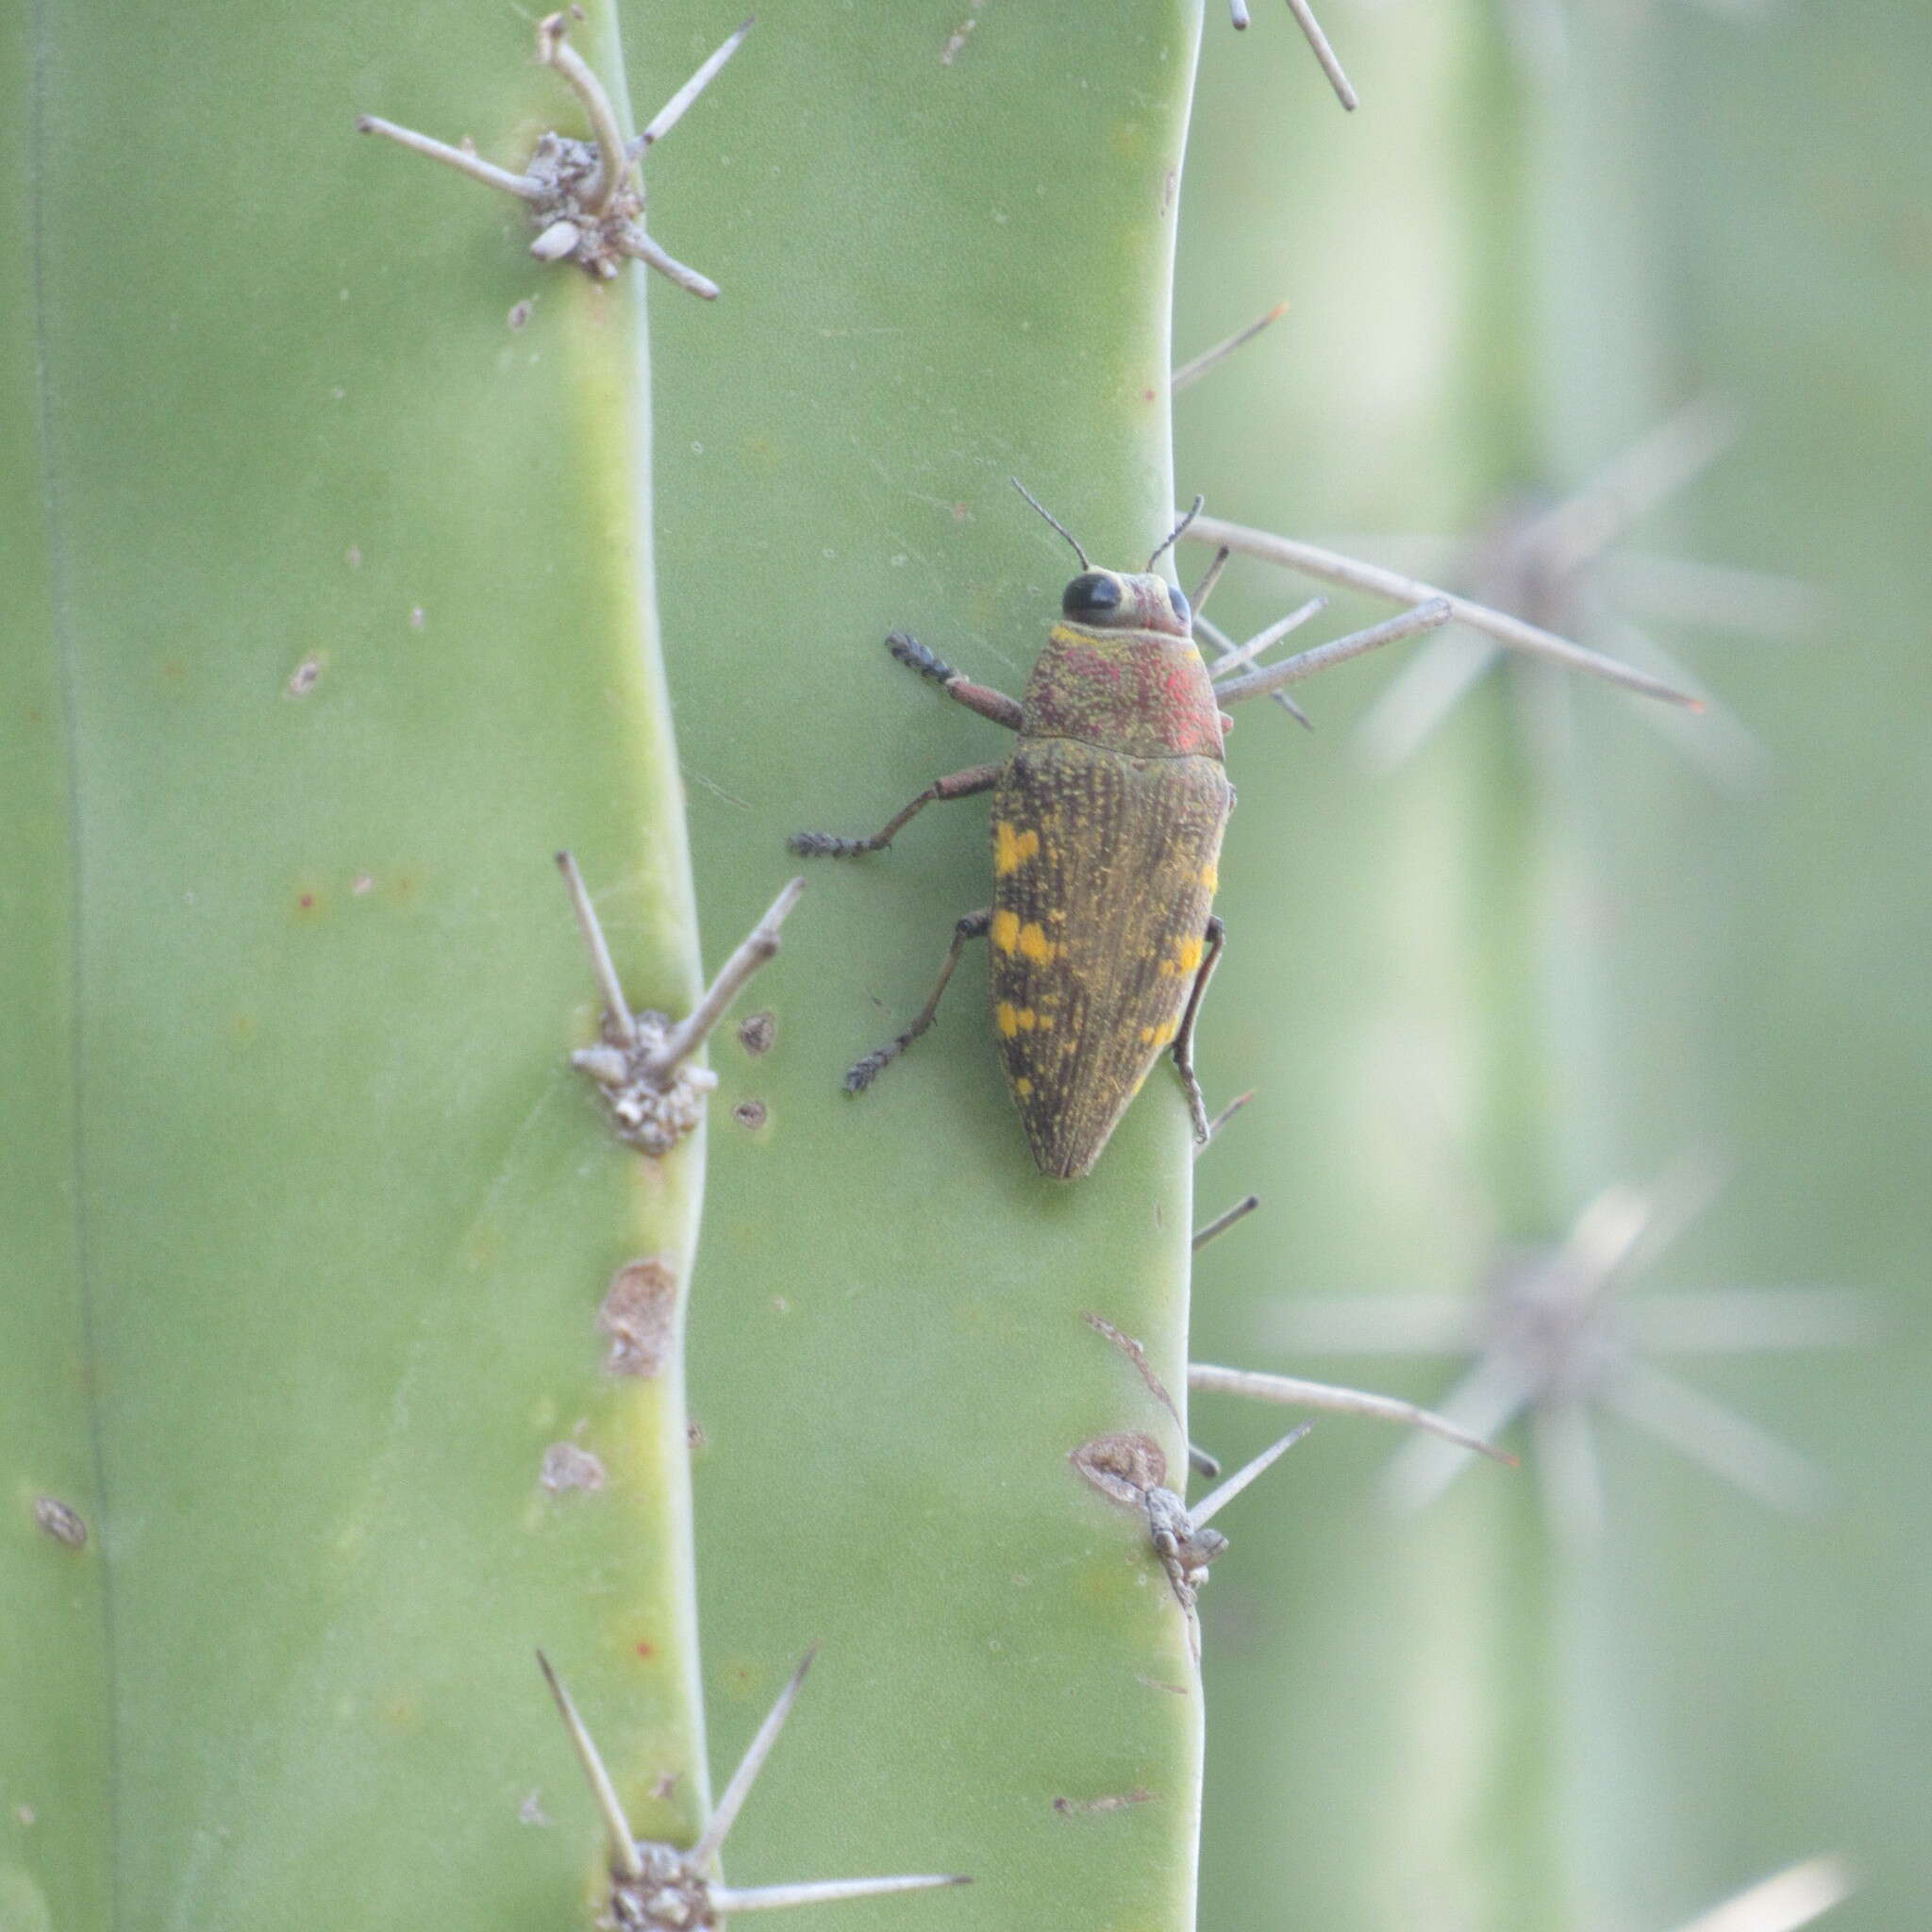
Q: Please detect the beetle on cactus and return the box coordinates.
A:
[791,482,1461,1179]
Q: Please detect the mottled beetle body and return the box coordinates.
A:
[990,581,1232,1176]
[791,490,1233,1180]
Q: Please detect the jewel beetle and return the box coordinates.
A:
[789,475,1664,1175]
[790,484,1235,1180]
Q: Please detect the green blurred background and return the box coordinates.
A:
[1171,2,1931,1928]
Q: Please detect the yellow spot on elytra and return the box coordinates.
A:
[1017,922,1055,964]
[1015,1008,1038,1030]
[993,822,1041,875]
[991,909,1020,954]
[1140,1024,1157,1044]
[997,1001,1021,1037]
[1014,1075,1033,1098]
[1201,860,1219,891]
[1037,1013,1054,1030]
[1174,935,1205,975]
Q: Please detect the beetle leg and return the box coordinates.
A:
[1169,916,1226,1143]
[845,909,991,1092]
[790,763,1003,858]
[887,632,1025,732]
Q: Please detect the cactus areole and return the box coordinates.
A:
[792,493,1233,1179]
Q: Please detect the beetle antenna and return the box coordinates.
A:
[1148,495,1206,573]
[1010,478,1090,571]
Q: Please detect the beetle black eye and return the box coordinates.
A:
[1062,573,1123,620]
[1166,583,1191,628]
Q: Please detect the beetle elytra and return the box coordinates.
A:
[791,485,1232,1180]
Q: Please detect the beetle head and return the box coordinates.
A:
[1010,479,1202,641]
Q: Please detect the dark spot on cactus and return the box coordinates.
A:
[737,1009,775,1055]
[540,1441,606,1494]
[33,1497,88,1549]
[686,1416,707,1450]
[732,1098,768,1130]
[599,1257,677,1376]
[635,1639,656,1659]
[1137,1674,1191,1697]
[1069,1431,1165,1505]
[286,653,325,697]
[1052,1788,1155,1816]
[508,298,534,329]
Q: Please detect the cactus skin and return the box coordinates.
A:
[641,2,1211,1925]
[9,2,715,1926]
[5,7,111,1920]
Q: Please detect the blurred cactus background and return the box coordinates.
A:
[1173,2,1932,1928]
[8,0,1929,1929]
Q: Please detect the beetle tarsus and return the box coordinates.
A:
[790,829,879,858]
[844,908,991,1096]
[844,1045,897,1091]
[887,630,960,686]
